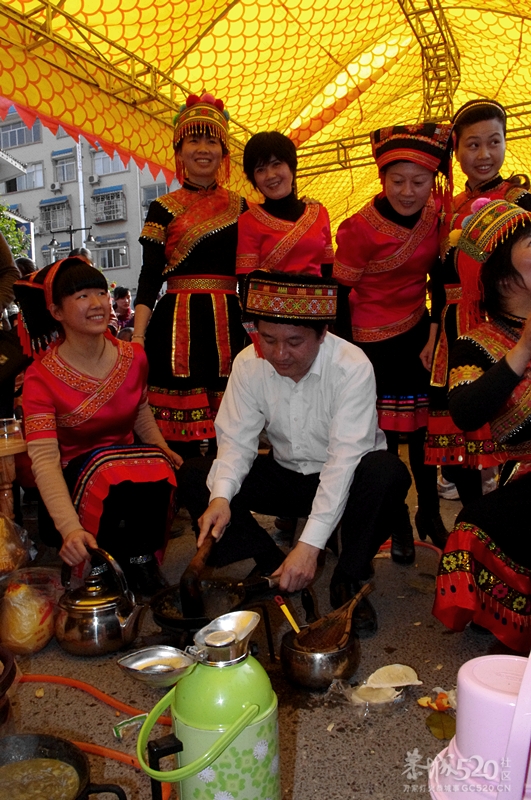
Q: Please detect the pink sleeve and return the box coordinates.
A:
[333,215,368,286]
[321,206,334,262]
[236,210,261,275]
[22,363,58,442]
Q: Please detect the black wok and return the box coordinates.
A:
[150,573,278,633]
[0,734,126,799]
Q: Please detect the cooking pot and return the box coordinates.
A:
[0,645,16,733]
[55,547,143,657]
[280,629,361,691]
[0,734,127,798]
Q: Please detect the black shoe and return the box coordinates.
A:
[124,556,168,599]
[391,524,416,565]
[329,569,378,636]
[415,510,448,550]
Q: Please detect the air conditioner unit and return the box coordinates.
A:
[50,182,62,192]
[33,223,41,235]
[88,174,100,185]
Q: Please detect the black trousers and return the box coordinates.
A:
[178,450,411,583]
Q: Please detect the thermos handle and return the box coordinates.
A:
[136,688,260,783]
[502,653,531,800]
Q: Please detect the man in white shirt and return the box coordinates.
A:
[179,271,412,634]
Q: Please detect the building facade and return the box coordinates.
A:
[0,109,179,291]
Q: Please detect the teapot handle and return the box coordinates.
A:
[87,546,131,597]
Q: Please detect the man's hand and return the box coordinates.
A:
[60,529,98,567]
[272,541,320,592]
[197,497,231,547]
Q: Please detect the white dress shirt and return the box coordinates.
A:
[207,332,387,550]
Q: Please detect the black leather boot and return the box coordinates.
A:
[391,523,416,565]
[415,509,448,550]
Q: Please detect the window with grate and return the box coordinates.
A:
[96,244,129,270]
[55,156,76,183]
[0,119,41,150]
[4,163,44,193]
[93,150,128,176]
[92,190,126,222]
[141,184,168,218]
[39,202,72,233]
[43,245,70,267]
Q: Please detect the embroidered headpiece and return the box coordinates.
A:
[453,199,531,262]
[173,93,230,151]
[14,257,106,357]
[243,270,337,323]
[371,123,453,177]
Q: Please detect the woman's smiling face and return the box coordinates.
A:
[455,119,506,189]
[384,162,434,216]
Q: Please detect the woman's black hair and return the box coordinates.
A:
[452,100,507,148]
[481,222,531,317]
[243,132,297,188]
[15,256,36,277]
[113,286,130,300]
[52,257,108,306]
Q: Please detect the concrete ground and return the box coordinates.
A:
[1,459,517,799]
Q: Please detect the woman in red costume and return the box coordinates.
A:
[427,99,531,504]
[134,93,246,460]
[236,131,334,279]
[15,257,181,596]
[334,123,453,563]
[433,199,531,652]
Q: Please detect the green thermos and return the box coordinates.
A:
[137,610,281,800]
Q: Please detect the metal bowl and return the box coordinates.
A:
[117,645,195,688]
[280,629,361,691]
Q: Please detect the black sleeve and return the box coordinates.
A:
[136,200,173,309]
[430,254,449,324]
[448,340,521,430]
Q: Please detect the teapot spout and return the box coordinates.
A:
[119,602,144,644]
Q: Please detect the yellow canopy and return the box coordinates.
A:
[1,0,530,226]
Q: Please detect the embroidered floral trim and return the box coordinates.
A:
[259,204,320,272]
[438,521,531,614]
[333,258,364,285]
[139,221,166,244]
[25,412,56,437]
[236,253,260,273]
[449,364,485,390]
[164,189,242,273]
[357,197,437,275]
[248,204,295,231]
[352,302,425,342]
[43,341,134,428]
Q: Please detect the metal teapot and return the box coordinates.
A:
[55,547,143,656]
